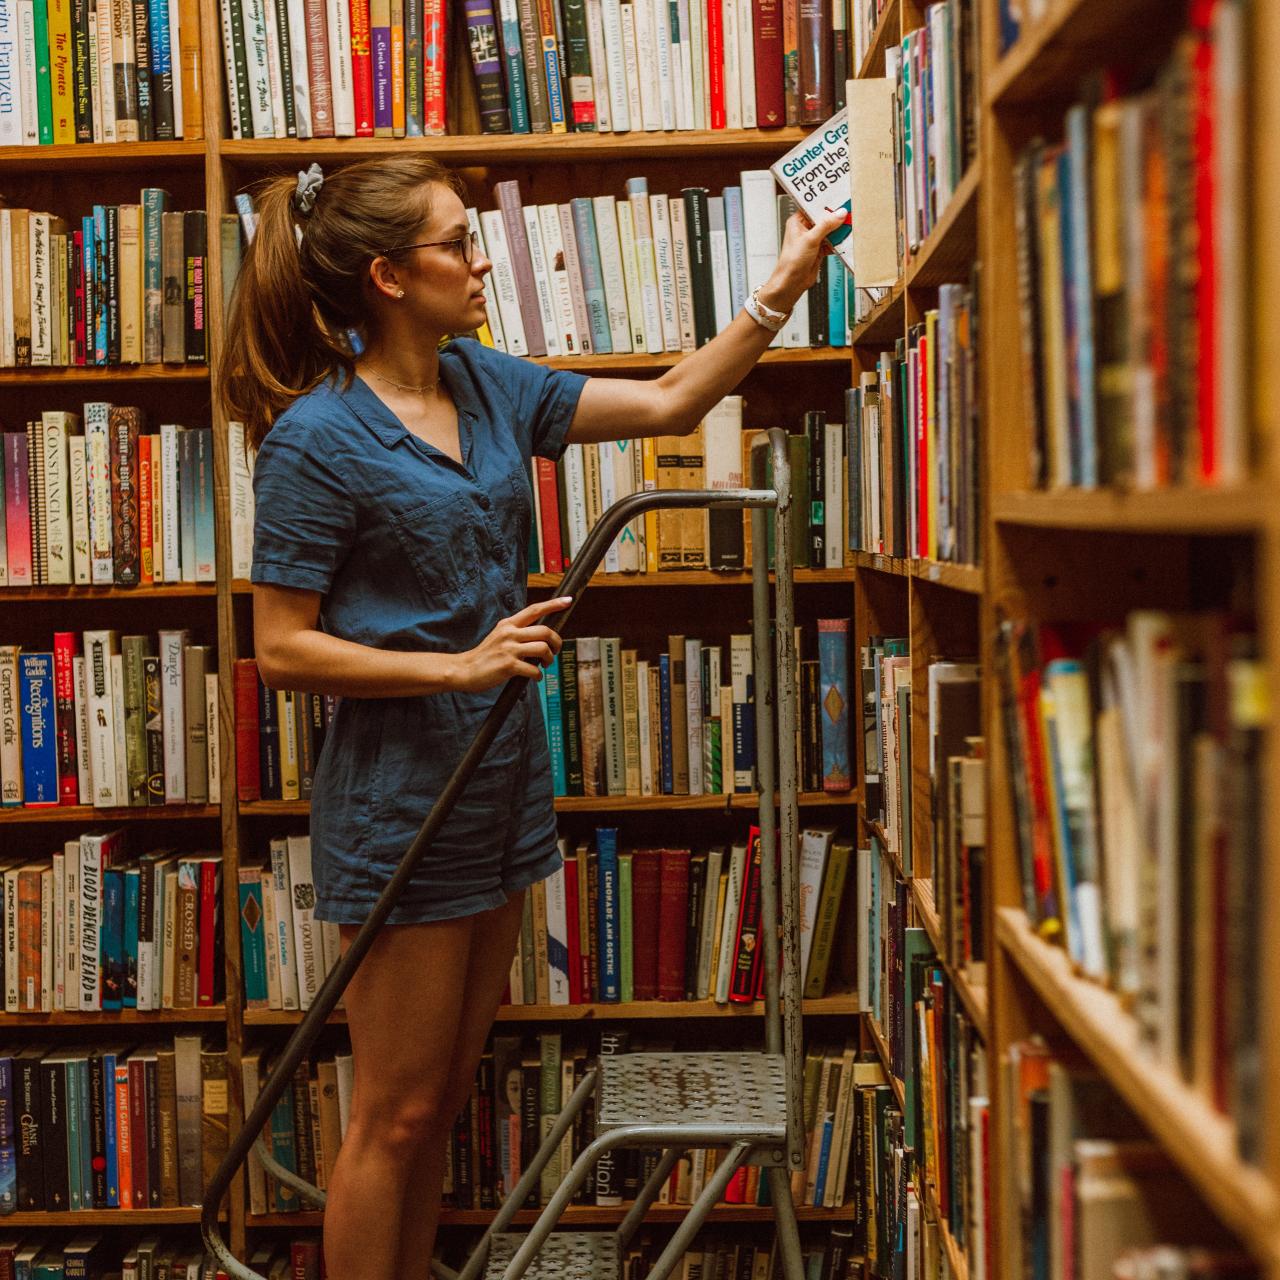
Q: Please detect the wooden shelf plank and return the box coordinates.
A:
[0,141,206,172]
[221,129,810,168]
[850,282,905,347]
[853,550,912,577]
[247,1202,857,1228]
[0,803,220,824]
[856,0,901,80]
[0,1007,226,1025]
[992,486,1268,534]
[853,555,983,593]
[0,365,210,385]
[997,907,1280,1266]
[865,1015,905,1112]
[245,992,861,1026]
[240,790,854,818]
[2,584,218,601]
[0,1208,222,1224]
[906,165,979,289]
[986,0,1175,107]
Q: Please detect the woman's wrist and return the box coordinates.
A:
[756,274,803,316]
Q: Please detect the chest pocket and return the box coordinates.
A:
[389,491,484,599]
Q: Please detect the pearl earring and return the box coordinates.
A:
[396,289,405,298]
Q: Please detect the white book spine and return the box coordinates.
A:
[636,659,653,795]
[684,638,703,793]
[714,843,746,1002]
[467,207,507,352]
[64,841,80,1009]
[632,0,660,130]
[219,0,242,137]
[83,631,118,806]
[674,0,692,130]
[736,0,754,125]
[614,202,647,354]
[721,0,739,128]
[87,0,101,141]
[260,0,287,137]
[521,205,562,358]
[649,193,680,352]
[0,648,18,803]
[260,866,282,1009]
[584,0,612,131]
[0,0,21,145]
[228,421,255,580]
[110,652,127,802]
[160,423,182,581]
[619,0,642,133]
[741,169,782,348]
[17,0,37,143]
[562,444,590,559]
[325,0,355,135]
[68,434,91,583]
[241,0,276,136]
[597,442,621,573]
[159,629,188,802]
[286,835,320,1010]
[669,198,696,352]
[651,0,675,130]
[537,204,580,356]
[52,855,65,1009]
[708,197,733,334]
[78,837,103,1010]
[687,0,704,129]
[168,0,183,135]
[29,211,50,365]
[41,413,72,585]
[85,403,113,583]
[611,439,640,572]
[625,184,664,354]
[599,0,629,129]
[797,827,832,980]
[696,845,722,998]
[136,864,153,1012]
[269,839,300,1010]
[479,210,529,356]
[3,871,16,1012]
[40,866,52,1011]
[557,202,594,355]
[72,654,91,804]
[206,671,220,799]
[284,0,312,136]
[545,862,570,1004]
[591,196,632,354]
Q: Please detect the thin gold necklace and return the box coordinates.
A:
[364,365,440,395]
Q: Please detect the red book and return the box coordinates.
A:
[724,1162,749,1202]
[728,826,763,1004]
[753,0,785,127]
[349,0,376,136]
[197,857,220,1006]
[656,847,689,1000]
[234,659,262,801]
[535,457,564,575]
[128,1056,149,1207]
[115,1066,133,1211]
[421,0,446,133]
[629,848,661,1000]
[916,331,928,557]
[291,1240,322,1280]
[563,854,581,1004]
[585,849,599,1001]
[1192,0,1216,482]
[137,433,153,584]
[705,0,725,129]
[52,631,79,804]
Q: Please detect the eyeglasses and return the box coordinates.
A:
[383,230,481,264]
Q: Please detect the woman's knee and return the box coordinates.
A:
[351,1090,456,1161]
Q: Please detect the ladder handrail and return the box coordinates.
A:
[202,430,802,1279]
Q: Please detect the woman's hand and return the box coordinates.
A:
[757,207,850,314]
[454,596,572,692]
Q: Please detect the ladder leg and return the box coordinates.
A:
[616,1146,685,1249]
[767,1165,806,1280]
[642,1143,754,1280]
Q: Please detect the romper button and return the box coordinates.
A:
[478,495,490,510]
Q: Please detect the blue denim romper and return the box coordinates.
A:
[250,338,589,925]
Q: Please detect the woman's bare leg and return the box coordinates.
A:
[323,915,475,1280]
[397,891,527,1277]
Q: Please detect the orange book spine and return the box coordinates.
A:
[116,1063,134,1210]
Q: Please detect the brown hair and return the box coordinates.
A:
[219,155,466,449]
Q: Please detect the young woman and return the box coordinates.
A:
[220,154,842,1280]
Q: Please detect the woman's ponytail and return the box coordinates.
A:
[218,155,465,450]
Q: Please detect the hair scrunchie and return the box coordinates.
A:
[293,162,325,216]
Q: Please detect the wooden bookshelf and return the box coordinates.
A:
[0,1007,227,1025]
[991,486,1270,533]
[0,366,211,385]
[0,803,221,824]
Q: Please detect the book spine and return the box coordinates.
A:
[463,0,510,132]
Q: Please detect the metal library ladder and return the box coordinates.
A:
[203,428,810,1280]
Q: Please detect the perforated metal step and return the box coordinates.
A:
[482,1231,619,1280]
[596,1052,788,1138]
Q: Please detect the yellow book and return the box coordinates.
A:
[276,690,300,801]
[48,0,75,143]
[620,648,641,795]
[117,204,143,364]
[531,877,549,1004]
[390,0,406,135]
[654,436,683,570]
[641,436,658,573]
[176,0,204,139]
[803,840,852,998]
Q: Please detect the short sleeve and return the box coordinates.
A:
[250,410,357,595]
[462,339,588,462]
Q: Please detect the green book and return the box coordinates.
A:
[558,639,584,796]
[520,892,536,1005]
[121,635,149,806]
[537,1032,562,1203]
[897,682,912,875]
[32,0,53,143]
[618,852,633,1003]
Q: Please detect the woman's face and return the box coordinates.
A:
[387,185,492,335]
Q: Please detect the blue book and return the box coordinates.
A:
[92,206,108,364]
[658,653,674,794]
[497,0,530,132]
[194,428,216,580]
[544,653,567,797]
[827,256,848,346]
[0,1056,15,1213]
[239,873,268,1006]
[1065,104,1098,488]
[569,198,612,354]
[812,1110,834,1206]
[595,828,620,1002]
[722,185,749,314]
[80,216,96,362]
[100,869,124,1011]
[122,868,140,1008]
[178,427,197,581]
[101,1047,119,1208]
[18,653,57,806]
[31,1258,60,1280]
[268,1073,299,1212]
[817,620,851,792]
